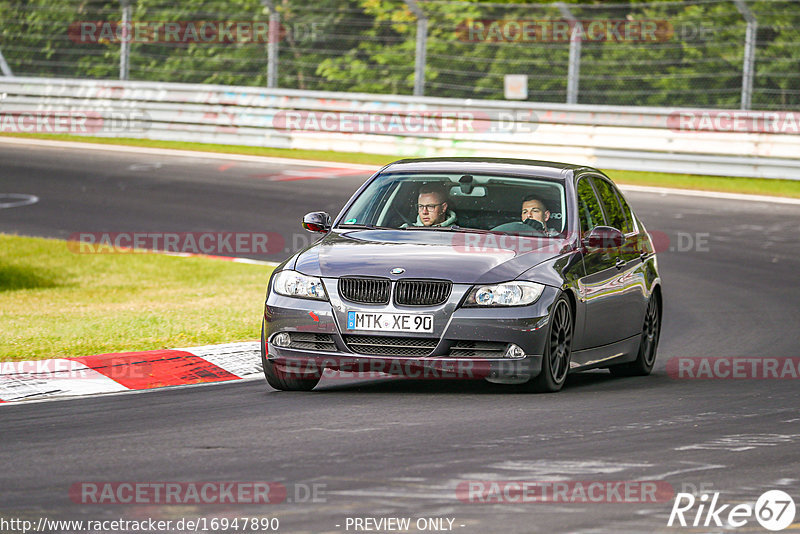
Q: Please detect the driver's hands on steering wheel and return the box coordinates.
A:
[523,218,549,234]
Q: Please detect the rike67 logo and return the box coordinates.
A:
[668,490,796,531]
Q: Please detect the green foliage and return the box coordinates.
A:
[0,0,798,109]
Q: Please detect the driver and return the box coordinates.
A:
[521,195,551,231]
[408,183,457,227]
[490,194,558,235]
[520,195,559,236]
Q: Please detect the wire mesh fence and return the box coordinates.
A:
[0,0,798,110]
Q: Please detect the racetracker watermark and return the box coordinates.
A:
[68,482,325,505]
[0,359,153,381]
[273,358,495,380]
[1,517,280,534]
[272,110,537,134]
[0,111,149,134]
[667,357,800,379]
[67,232,284,256]
[668,111,800,134]
[457,19,673,43]
[447,231,708,255]
[455,480,674,503]
[68,21,320,44]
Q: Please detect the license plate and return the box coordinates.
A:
[346,311,433,333]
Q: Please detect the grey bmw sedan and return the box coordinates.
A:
[261,158,662,392]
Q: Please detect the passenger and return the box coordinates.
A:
[408,183,457,227]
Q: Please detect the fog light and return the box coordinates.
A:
[504,344,525,359]
[273,332,291,348]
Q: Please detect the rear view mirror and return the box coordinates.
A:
[584,226,624,249]
[302,212,331,233]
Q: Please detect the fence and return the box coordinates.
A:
[2,76,799,179]
[0,0,799,111]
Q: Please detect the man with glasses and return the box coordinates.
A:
[410,183,457,227]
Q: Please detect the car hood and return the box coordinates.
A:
[293,229,570,284]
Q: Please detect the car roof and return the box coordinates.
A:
[381,157,598,181]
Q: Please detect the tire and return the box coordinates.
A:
[609,292,661,377]
[525,295,573,393]
[261,321,321,391]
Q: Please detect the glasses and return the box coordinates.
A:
[417,203,444,212]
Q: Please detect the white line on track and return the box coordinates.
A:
[3,136,800,205]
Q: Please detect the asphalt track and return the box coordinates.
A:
[1,141,799,533]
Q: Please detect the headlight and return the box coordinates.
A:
[463,281,545,307]
[272,270,328,301]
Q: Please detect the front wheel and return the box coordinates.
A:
[609,292,661,377]
[525,295,573,393]
[261,321,321,391]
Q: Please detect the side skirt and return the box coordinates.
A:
[569,334,640,372]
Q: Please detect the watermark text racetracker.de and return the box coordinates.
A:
[0,358,153,381]
[446,230,709,256]
[68,232,284,256]
[667,357,800,379]
[0,111,149,135]
[0,516,280,534]
[456,480,674,503]
[68,228,714,259]
[272,110,538,134]
[69,20,321,44]
[668,110,800,134]
[69,481,326,505]
[457,19,673,43]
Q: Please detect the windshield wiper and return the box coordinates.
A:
[451,225,495,234]
[402,225,456,231]
[404,225,492,233]
[337,224,394,230]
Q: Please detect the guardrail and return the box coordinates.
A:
[1,77,799,179]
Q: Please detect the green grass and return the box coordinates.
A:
[3,132,800,198]
[0,234,272,361]
[609,169,800,198]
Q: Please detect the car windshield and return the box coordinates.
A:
[338,173,567,236]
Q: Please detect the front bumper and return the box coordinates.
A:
[264,282,558,384]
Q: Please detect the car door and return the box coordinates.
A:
[591,176,648,340]
[574,176,623,349]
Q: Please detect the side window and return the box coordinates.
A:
[615,190,635,234]
[576,178,604,236]
[592,178,626,232]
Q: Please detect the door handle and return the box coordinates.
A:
[615,258,625,269]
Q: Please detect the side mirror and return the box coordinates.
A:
[584,226,624,249]
[302,211,331,233]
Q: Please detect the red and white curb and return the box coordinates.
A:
[0,341,262,404]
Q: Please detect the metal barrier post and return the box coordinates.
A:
[733,0,757,110]
[405,0,427,97]
[557,2,581,105]
[119,0,131,81]
[262,0,279,88]
[0,47,13,77]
